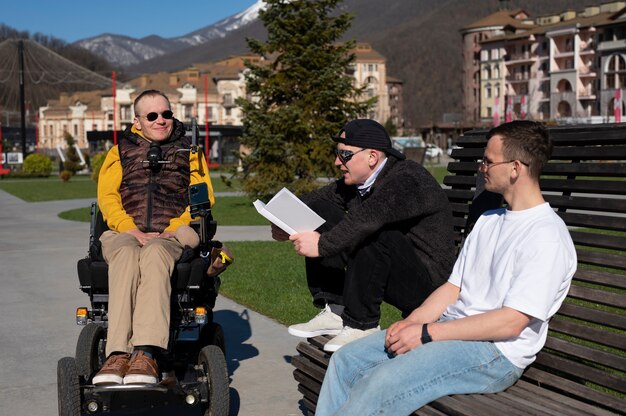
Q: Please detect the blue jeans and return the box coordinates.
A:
[316,330,523,416]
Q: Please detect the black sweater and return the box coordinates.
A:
[302,156,456,285]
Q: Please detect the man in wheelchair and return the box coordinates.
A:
[93,89,216,386]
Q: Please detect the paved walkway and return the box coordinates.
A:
[0,190,306,416]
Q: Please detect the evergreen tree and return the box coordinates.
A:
[62,132,82,174]
[237,0,375,200]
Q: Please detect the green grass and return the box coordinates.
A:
[58,196,263,226]
[221,241,402,328]
[0,176,97,201]
[0,174,240,201]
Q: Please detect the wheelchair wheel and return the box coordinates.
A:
[198,345,229,416]
[75,323,106,381]
[208,322,226,355]
[57,357,81,416]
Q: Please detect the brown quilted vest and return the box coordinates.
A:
[118,120,191,232]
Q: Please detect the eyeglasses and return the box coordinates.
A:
[478,158,528,172]
[137,110,173,122]
[334,148,367,164]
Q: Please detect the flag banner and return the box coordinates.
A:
[505,96,513,122]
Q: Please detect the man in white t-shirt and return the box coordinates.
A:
[315,120,577,416]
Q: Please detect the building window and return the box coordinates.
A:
[223,93,234,107]
[183,104,193,120]
[495,84,500,98]
[73,124,78,136]
[606,54,626,88]
[483,65,492,79]
[486,84,492,98]
[120,105,132,121]
[565,38,573,52]
[494,66,500,79]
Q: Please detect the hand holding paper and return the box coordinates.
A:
[253,188,325,235]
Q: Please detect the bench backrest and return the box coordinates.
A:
[445,123,626,412]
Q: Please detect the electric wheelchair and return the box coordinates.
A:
[57,182,230,416]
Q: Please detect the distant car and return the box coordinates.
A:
[425,144,443,159]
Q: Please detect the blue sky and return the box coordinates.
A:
[3,0,258,43]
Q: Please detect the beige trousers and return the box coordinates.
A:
[100,230,183,356]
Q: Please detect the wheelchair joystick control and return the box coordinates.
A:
[146,142,164,172]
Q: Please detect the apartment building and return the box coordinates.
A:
[461,1,626,125]
[37,44,399,153]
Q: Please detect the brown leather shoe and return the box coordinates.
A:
[92,353,131,385]
[123,351,159,384]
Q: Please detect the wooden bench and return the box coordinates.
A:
[291,123,626,415]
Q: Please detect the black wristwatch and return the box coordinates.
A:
[421,323,432,344]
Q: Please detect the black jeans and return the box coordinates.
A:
[305,200,437,330]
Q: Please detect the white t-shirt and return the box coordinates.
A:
[444,202,577,369]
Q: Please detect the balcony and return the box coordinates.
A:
[505,52,534,64]
[578,70,597,78]
[508,73,530,84]
[551,91,576,103]
[579,85,596,99]
[598,39,626,52]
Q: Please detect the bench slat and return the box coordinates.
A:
[429,395,508,416]
[448,145,626,161]
[574,268,626,290]
[570,231,626,252]
[544,336,626,372]
[549,316,626,350]
[544,194,626,213]
[542,162,626,177]
[522,367,626,414]
[540,178,626,195]
[558,301,626,331]
[557,212,626,232]
[551,145,626,160]
[510,378,620,416]
[576,249,626,271]
[535,350,626,393]
[566,284,626,310]
[498,384,586,416]
[292,355,327,384]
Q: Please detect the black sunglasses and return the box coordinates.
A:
[334,148,366,164]
[137,110,173,122]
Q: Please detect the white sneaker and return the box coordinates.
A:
[323,326,380,352]
[288,304,343,338]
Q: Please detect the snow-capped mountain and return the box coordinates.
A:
[74,0,265,67]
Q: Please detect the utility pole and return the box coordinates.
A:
[18,40,27,158]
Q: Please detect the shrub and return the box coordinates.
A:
[63,132,83,175]
[90,152,107,183]
[59,170,72,182]
[23,153,53,177]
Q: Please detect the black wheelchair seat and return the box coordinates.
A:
[76,203,220,311]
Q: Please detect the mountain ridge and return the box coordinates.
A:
[73,0,594,128]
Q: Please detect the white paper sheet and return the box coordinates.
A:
[253,187,325,235]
